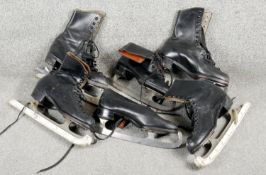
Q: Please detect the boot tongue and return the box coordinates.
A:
[59,52,90,81]
[81,41,99,72]
[174,8,204,43]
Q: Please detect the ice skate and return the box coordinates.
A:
[35,9,105,78]
[32,52,99,129]
[158,7,229,87]
[94,89,183,148]
[192,102,251,168]
[16,52,101,146]
[162,80,251,167]
[45,9,105,68]
[164,80,233,153]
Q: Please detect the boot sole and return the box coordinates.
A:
[96,106,178,134]
[164,57,229,87]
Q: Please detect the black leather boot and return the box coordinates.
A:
[115,42,169,94]
[158,7,229,87]
[96,89,178,133]
[165,80,232,153]
[32,52,98,131]
[45,10,105,69]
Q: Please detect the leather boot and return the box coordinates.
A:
[45,10,105,69]
[165,80,232,153]
[115,42,169,94]
[32,52,98,131]
[158,7,229,87]
[96,89,178,133]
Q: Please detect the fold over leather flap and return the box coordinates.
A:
[119,42,154,63]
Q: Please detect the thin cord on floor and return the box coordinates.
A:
[36,118,122,173]
[0,102,30,136]
[36,144,75,174]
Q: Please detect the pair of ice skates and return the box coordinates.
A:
[9,7,250,169]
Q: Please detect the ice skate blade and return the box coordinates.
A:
[9,99,95,146]
[98,119,183,149]
[87,78,176,111]
[193,102,251,168]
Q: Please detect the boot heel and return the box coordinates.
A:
[223,96,233,111]
[31,88,46,102]
[219,96,233,117]
[96,107,115,120]
[115,64,134,80]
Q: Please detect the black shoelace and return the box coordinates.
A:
[0,102,72,174]
[37,118,122,173]
[36,144,75,174]
[199,43,216,66]
[139,54,173,104]
[81,40,100,72]
[0,102,30,136]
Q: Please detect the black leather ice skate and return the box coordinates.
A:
[45,10,105,69]
[32,52,98,131]
[43,9,112,88]
[165,80,232,153]
[96,89,178,133]
[158,7,229,87]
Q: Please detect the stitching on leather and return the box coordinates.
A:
[195,9,203,47]
[190,100,199,134]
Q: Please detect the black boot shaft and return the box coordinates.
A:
[45,10,105,67]
[158,7,229,86]
[165,80,232,153]
[32,53,97,131]
[173,7,204,43]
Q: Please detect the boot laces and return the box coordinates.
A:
[199,43,217,67]
[81,40,100,72]
[153,53,173,85]
[152,53,165,75]
[139,53,173,103]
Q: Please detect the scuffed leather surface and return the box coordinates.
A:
[166,80,232,153]
[32,54,97,130]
